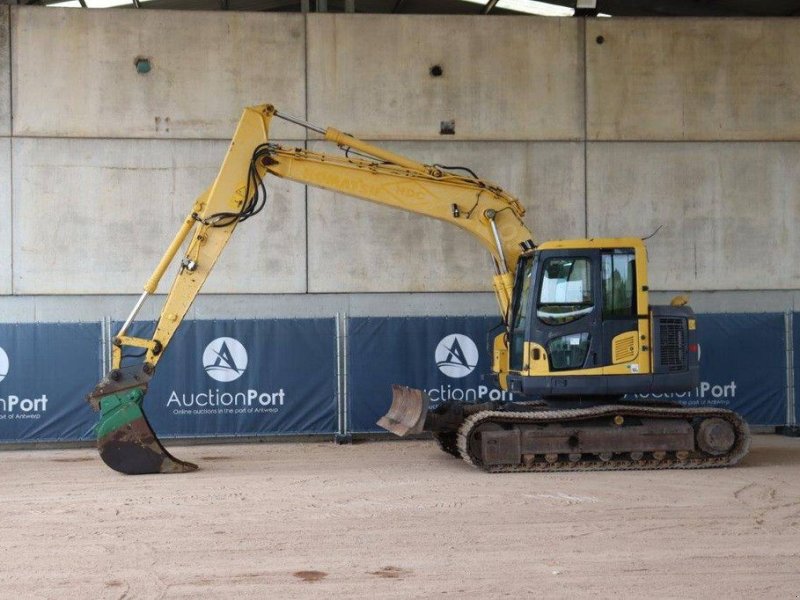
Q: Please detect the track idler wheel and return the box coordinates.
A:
[696,417,736,456]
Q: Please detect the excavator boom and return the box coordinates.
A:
[87,104,535,474]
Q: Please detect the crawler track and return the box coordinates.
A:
[456,405,751,472]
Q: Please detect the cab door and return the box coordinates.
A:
[529,249,604,373]
[600,249,640,370]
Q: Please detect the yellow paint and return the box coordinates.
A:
[264,144,533,281]
[671,295,689,307]
[492,332,509,378]
[143,199,205,295]
[114,103,536,371]
[611,331,639,364]
[111,103,669,400]
[523,342,549,376]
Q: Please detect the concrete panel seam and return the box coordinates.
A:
[7,5,11,294]
[580,17,588,238]
[585,139,800,144]
[304,14,310,293]
[304,140,309,294]
[8,135,12,296]
[9,134,307,143]
[304,12,309,142]
[5,6,9,135]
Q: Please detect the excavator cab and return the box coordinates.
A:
[381,238,748,471]
[381,237,700,439]
[501,238,699,400]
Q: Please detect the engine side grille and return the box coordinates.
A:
[612,332,637,364]
[659,318,686,372]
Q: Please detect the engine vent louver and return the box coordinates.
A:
[612,333,637,364]
[658,318,686,372]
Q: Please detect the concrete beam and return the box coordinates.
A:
[587,142,800,291]
[0,137,9,295]
[11,7,305,140]
[0,7,9,137]
[12,138,306,294]
[587,19,800,140]
[307,140,584,292]
[3,288,796,324]
[0,292,501,322]
[307,15,583,140]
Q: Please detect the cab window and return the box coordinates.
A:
[509,255,534,371]
[601,251,636,318]
[537,257,593,326]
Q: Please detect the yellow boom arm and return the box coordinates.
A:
[113,104,535,371]
[90,103,535,474]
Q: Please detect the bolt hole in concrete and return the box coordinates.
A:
[596,35,605,44]
[429,64,444,77]
[440,120,455,135]
[134,56,152,74]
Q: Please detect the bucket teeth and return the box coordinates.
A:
[377,385,430,437]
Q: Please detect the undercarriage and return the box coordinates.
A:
[380,386,751,472]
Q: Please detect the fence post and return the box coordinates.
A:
[780,312,799,436]
[334,312,352,444]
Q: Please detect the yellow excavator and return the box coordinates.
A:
[86,104,750,474]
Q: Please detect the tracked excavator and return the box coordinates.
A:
[87,104,750,475]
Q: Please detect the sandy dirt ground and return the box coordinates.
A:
[0,435,799,599]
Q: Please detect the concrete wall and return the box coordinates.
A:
[11,8,306,139]
[586,19,800,141]
[2,8,800,321]
[0,137,9,296]
[587,142,800,291]
[0,7,9,295]
[306,15,584,140]
[12,138,306,294]
[0,7,9,138]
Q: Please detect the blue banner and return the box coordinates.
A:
[0,322,100,442]
[639,313,786,426]
[348,316,510,433]
[347,313,787,432]
[119,319,337,438]
[0,313,787,443]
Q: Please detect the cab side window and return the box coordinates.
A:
[537,257,593,326]
[601,251,636,318]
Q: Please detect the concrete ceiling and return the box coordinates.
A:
[24,0,800,15]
